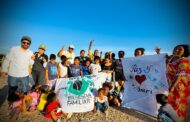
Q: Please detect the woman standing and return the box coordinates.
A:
[167,44,190,121]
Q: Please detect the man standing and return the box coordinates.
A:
[57,45,75,64]
[1,36,34,96]
[32,44,48,86]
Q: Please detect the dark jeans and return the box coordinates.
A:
[32,70,46,86]
[96,102,108,112]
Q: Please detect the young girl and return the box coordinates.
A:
[134,48,145,57]
[27,85,41,111]
[44,92,72,121]
[82,59,91,76]
[37,85,49,112]
[89,56,101,75]
[94,88,109,114]
[57,55,69,78]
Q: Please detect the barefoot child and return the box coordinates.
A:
[94,88,109,113]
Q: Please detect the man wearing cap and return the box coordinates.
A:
[1,36,34,96]
[32,44,48,86]
[57,45,75,64]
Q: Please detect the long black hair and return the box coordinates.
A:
[174,44,190,57]
[43,92,57,112]
[134,48,145,56]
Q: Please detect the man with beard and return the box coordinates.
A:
[1,36,34,98]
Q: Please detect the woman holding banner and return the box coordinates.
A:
[167,44,190,121]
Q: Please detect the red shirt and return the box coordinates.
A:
[45,100,62,118]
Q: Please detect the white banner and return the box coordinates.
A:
[121,54,169,117]
[55,72,107,113]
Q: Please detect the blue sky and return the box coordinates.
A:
[0,0,190,58]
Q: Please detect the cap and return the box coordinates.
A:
[39,44,46,51]
[155,46,161,50]
[69,44,75,49]
[21,36,32,43]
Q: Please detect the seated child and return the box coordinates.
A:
[27,85,41,111]
[44,92,72,121]
[94,88,109,114]
[8,91,24,120]
[103,81,124,107]
[156,94,179,122]
[8,91,33,120]
[111,79,125,107]
[37,85,49,111]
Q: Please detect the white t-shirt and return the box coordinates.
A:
[58,63,68,78]
[95,96,108,103]
[89,63,101,75]
[61,50,75,64]
[2,46,34,77]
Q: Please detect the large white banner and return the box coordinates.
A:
[121,54,169,117]
[55,72,107,113]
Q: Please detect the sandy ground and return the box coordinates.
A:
[0,76,188,122]
[0,77,157,122]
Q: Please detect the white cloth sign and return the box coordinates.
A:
[121,54,169,117]
[55,72,107,113]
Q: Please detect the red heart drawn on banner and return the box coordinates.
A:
[135,75,146,85]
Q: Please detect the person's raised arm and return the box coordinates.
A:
[88,40,94,60]
[57,45,65,57]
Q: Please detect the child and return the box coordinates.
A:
[44,92,72,121]
[111,79,125,107]
[57,55,69,78]
[37,85,49,112]
[27,85,41,111]
[69,57,83,77]
[8,91,24,120]
[89,56,101,75]
[156,94,179,122]
[46,54,58,90]
[94,88,109,114]
[82,59,91,76]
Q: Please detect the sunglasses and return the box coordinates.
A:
[22,41,31,45]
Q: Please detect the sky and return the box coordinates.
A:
[0,0,190,58]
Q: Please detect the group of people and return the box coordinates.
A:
[1,36,189,122]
